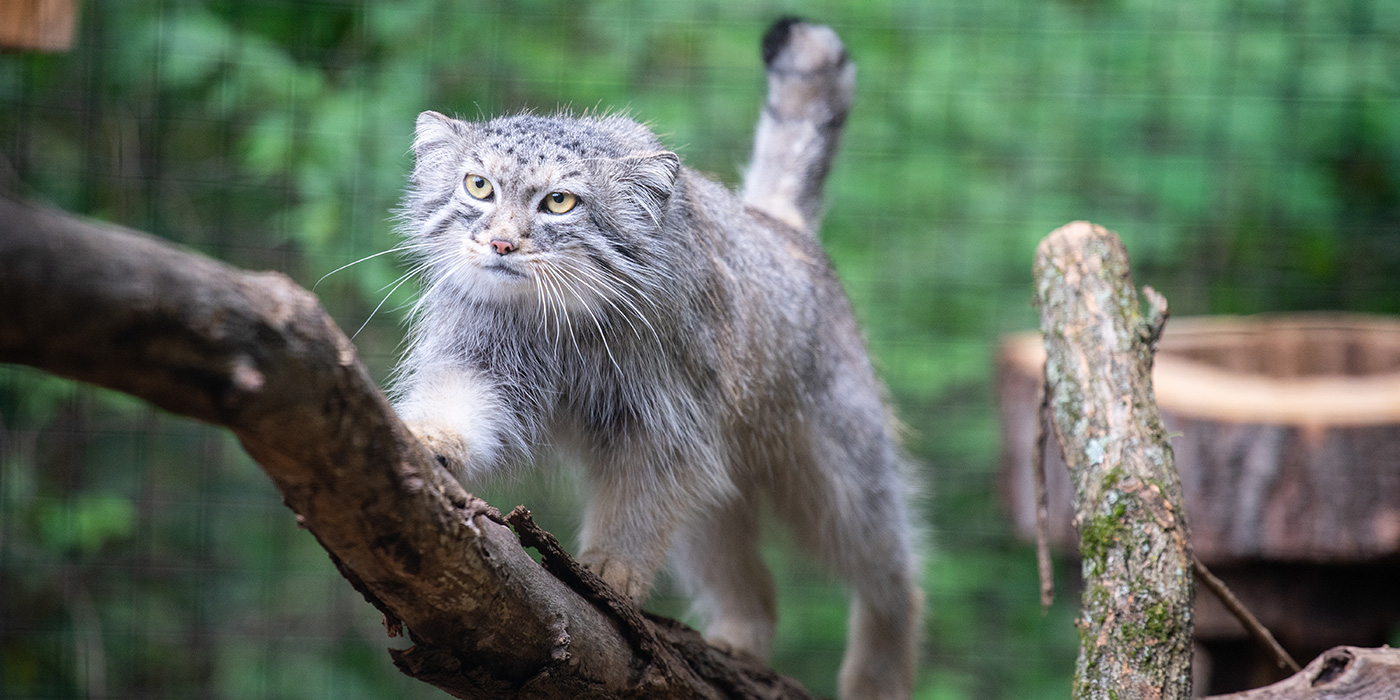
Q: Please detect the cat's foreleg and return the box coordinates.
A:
[393,366,514,483]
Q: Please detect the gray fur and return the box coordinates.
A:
[392,20,919,700]
[743,19,855,233]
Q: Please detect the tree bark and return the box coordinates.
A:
[0,193,816,700]
[1032,221,1195,700]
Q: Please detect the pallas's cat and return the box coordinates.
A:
[392,19,920,700]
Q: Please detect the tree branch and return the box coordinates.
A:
[0,194,816,700]
[1032,365,1056,611]
[1033,221,1196,700]
[1192,557,1299,674]
[1208,647,1400,700]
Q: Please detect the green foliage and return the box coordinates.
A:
[3,0,1398,697]
[35,495,135,554]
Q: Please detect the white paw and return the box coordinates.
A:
[404,420,471,477]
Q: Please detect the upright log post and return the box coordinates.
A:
[1033,221,1195,700]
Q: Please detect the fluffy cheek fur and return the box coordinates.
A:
[415,218,542,307]
[425,219,644,318]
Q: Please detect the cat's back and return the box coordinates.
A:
[671,167,875,406]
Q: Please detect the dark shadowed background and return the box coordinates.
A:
[3,1,1399,698]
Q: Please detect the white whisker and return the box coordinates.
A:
[551,263,622,373]
[552,262,648,345]
[538,262,584,363]
[408,254,473,322]
[561,270,639,340]
[529,262,550,338]
[530,260,561,343]
[535,261,561,343]
[313,242,430,291]
[563,261,665,349]
[352,271,416,340]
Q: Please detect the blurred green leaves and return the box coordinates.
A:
[35,496,135,554]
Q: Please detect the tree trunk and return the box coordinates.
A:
[0,193,816,700]
[1032,221,1195,700]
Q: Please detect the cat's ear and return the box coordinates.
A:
[413,110,467,155]
[617,151,680,220]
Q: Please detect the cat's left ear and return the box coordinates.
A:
[413,110,468,156]
[617,151,680,219]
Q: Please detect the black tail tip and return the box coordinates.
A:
[761,16,806,67]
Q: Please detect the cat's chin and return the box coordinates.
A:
[452,268,619,317]
[450,266,537,305]
[481,260,527,279]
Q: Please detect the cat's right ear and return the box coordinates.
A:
[617,151,681,220]
[413,110,467,156]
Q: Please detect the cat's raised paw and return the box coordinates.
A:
[404,420,470,476]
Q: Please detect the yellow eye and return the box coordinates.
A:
[464,173,494,200]
[543,191,578,214]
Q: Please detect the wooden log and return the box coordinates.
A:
[1032,221,1195,700]
[0,193,818,700]
[1003,289,1400,692]
[1206,646,1400,700]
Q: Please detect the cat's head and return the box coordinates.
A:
[399,111,681,311]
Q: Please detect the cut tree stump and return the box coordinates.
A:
[0,0,79,51]
[1000,313,1400,692]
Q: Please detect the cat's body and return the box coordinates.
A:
[393,20,919,700]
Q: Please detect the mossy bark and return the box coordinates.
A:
[1033,222,1195,700]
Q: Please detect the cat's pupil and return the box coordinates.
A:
[550,192,565,203]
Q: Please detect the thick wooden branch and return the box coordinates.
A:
[1033,222,1195,700]
[0,194,815,700]
[1208,647,1400,700]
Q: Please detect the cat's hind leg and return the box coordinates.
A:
[774,430,922,700]
[669,492,779,660]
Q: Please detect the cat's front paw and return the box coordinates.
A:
[404,420,470,476]
[578,551,652,603]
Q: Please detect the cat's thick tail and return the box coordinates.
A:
[741,18,855,235]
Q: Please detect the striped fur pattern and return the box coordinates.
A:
[391,19,920,700]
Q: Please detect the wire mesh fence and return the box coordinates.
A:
[2,1,1398,698]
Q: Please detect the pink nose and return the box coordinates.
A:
[490,239,516,255]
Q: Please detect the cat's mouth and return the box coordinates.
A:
[481,260,526,278]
